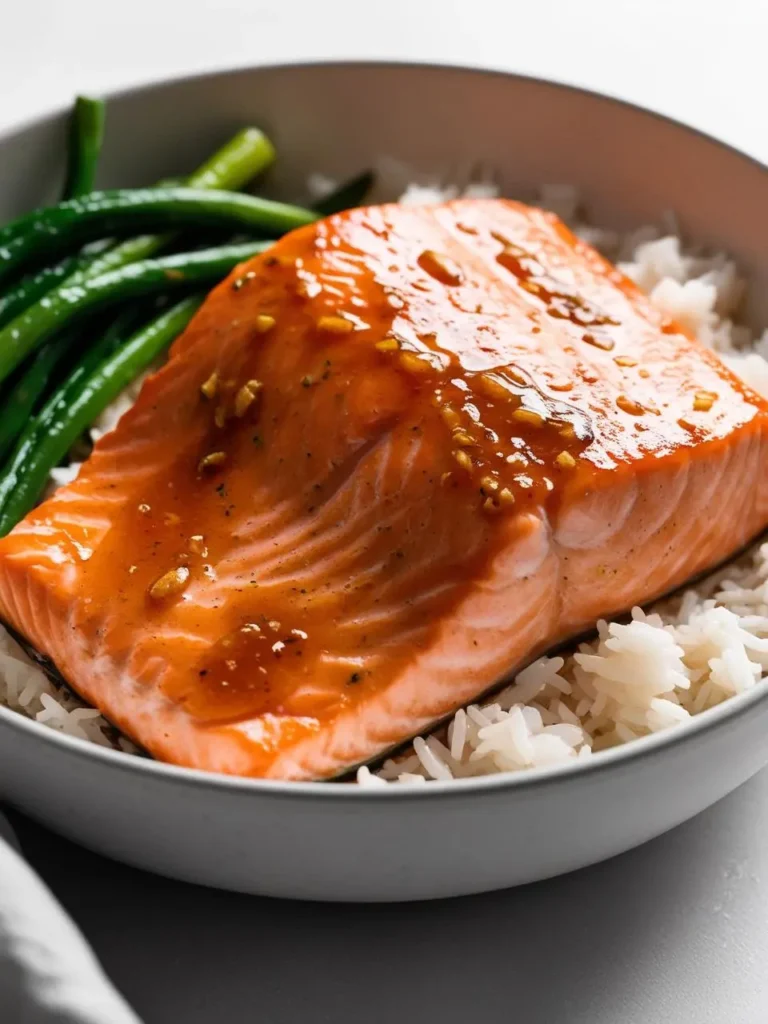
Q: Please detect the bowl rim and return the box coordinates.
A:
[1,56,767,803]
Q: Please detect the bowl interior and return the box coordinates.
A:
[0,61,767,796]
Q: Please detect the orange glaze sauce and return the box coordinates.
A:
[73,199,764,726]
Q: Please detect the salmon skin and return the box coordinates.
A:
[0,198,766,780]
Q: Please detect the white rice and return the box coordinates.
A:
[3,178,768,783]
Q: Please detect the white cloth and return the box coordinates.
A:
[0,816,141,1024]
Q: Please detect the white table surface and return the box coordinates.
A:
[3,2,768,1021]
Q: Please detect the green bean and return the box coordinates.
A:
[0,338,76,463]
[77,297,202,416]
[0,236,114,326]
[312,170,375,216]
[0,130,276,442]
[73,305,150,364]
[0,301,150,462]
[0,296,202,534]
[0,187,314,283]
[79,128,278,280]
[0,240,271,384]
[0,244,131,449]
[62,96,106,199]
[0,254,137,459]
[187,128,275,192]
[0,129,276,340]
[0,128,274,311]
[0,255,84,332]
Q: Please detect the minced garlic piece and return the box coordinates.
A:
[317,315,354,334]
[200,371,219,400]
[512,408,545,427]
[254,314,276,334]
[148,567,190,601]
[234,380,263,418]
[198,451,227,473]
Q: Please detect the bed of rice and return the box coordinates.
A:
[2,176,768,783]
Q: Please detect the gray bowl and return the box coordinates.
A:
[1,62,767,902]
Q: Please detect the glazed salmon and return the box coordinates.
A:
[0,198,767,780]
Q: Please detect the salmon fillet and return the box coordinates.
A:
[0,198,766,780]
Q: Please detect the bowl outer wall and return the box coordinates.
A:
[2,674,768,901]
